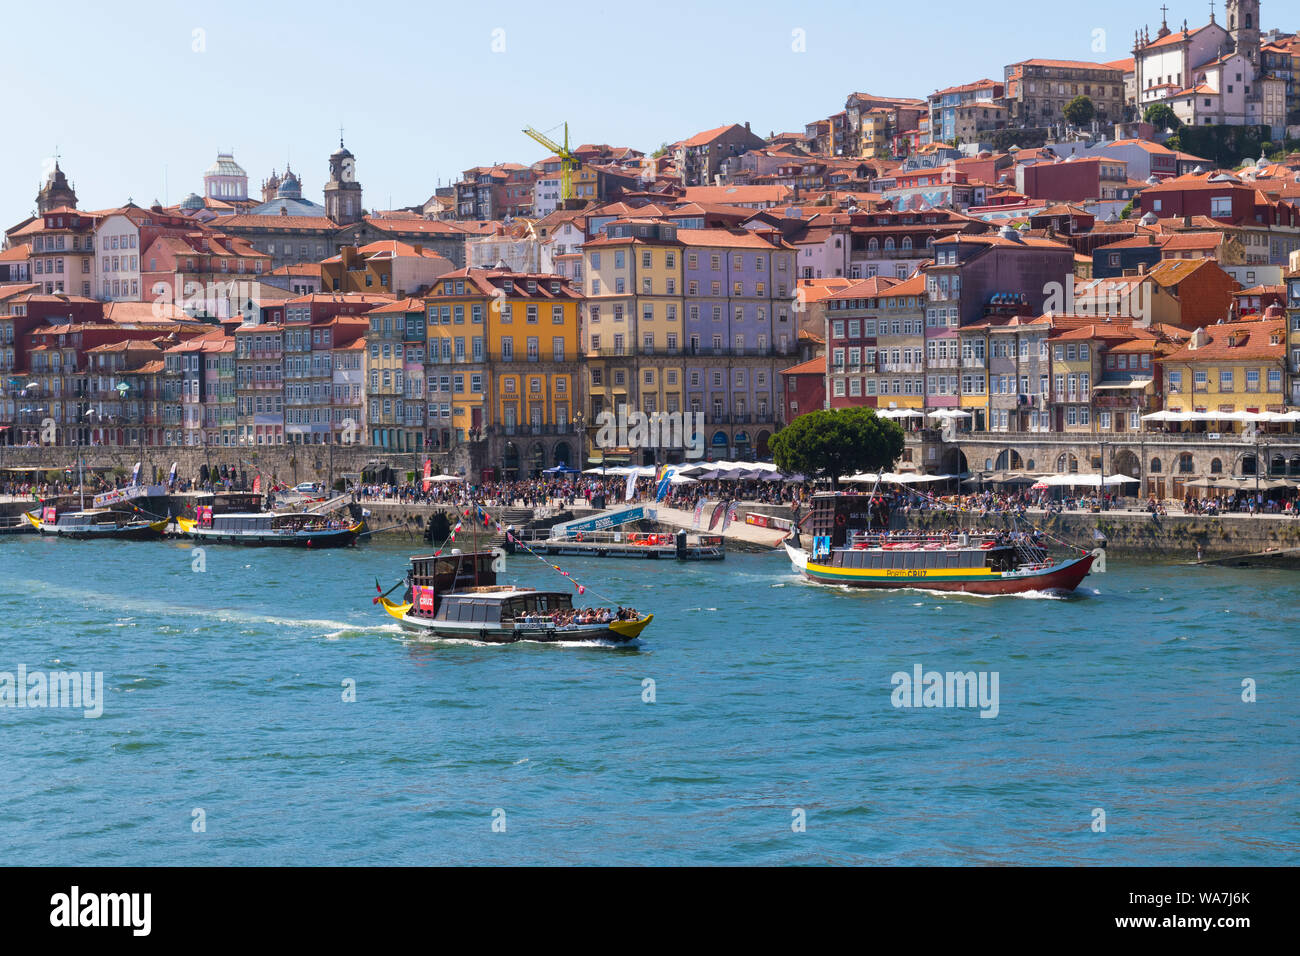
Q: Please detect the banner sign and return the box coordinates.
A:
[93,484,166,508]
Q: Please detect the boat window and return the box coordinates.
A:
[945,553,959,569]
[472,602,488,623]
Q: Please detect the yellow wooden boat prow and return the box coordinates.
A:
[23,511,41,530]
[608,613,653,640]
[378,595,413,621]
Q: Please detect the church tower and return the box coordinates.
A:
[1225,0,1261,67]
[324,137,363,225]
[37,160,78,213]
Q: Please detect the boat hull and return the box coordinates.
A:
[181,524,359,548]
[35,518,169,541]
[378,597,651,643]
[787,544,1096,595]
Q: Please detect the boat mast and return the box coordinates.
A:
[79,453,85,510]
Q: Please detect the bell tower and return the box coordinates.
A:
[1225,0,1261,67]
[324,133,363,225]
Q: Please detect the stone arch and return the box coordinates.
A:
[756,430,772,457]
[1056,452,1078,473]
[942,448,968,474]
[528,441,546,475]
[552,441,572,467]
[1289,456,1300,477]
[1177,452,1195,473]
[502,441,520,476]
[1239,452,1257,476]
[994,448,1024,471]
[1150,456,1163,474]
[1270,453,1287,477]
[1209,457,1223,474]
[1112,448,1139,479]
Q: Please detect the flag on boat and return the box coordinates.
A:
[655,465,676,501]
[1092,528,1106,541]
[707,501,726,531]
[624,469,636,501]
[692,498,705,528]
[252,474,261,494]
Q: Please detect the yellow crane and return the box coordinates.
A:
[522,122,580,204]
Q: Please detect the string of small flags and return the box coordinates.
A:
[473,502,622,604]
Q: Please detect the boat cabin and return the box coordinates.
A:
[55,509,132,528]
[432,588,572,625]
[408,551,500,617]
[808,492,893,548]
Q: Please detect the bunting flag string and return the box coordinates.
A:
[470,501,620,605]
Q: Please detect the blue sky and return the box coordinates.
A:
[1,0,1167,221]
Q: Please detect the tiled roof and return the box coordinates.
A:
[1165,317,1284,363]
[781,357,827,376]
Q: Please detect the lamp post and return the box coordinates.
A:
[1099,438,1108,511]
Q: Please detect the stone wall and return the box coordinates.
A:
[901,507,1300,562]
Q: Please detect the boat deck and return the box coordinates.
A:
[510,529,725,561]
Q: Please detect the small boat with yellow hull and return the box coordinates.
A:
[26,507,169,541]
[377,550,653,644]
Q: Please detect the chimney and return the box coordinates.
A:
[1137,262,1148,275]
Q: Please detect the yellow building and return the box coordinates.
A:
[1162,315,1286,426]
[581,219,685,444]
[424,268,583,476]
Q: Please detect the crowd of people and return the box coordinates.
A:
[517,605,643,628]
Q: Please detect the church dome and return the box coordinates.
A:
[277,169,303,199]
[180,192,205,211]
[205,152,247,178]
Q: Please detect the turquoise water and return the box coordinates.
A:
[0,534,1295,865]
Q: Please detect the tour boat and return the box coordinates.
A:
[25,507,169,541]
[175,509,361,548]
[376,550,653,644]
[785,492,1096,595]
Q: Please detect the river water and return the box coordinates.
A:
[0,535,1294,865]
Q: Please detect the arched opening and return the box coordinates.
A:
[1271,454,1286,477]
[1056,452,1078,473]
[528,442,546,476]
[1178,453,1194,474]
[941,448,968,475]
[1240,453,1257,476]
[756,430,772,457]
[1150,457,1162,474]
[994,448,1024,471]
[1112,449,1139,479]
[1289,456,1300,477]
[502,441,520,478]
[552,441,572,467]
[1209,457,1223,474]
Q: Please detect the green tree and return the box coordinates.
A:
[1063,95,1095,127]
[1143,103,1182,131]
[769,407,904,489]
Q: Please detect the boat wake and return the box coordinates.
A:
[404,633,643,651]
[20,579,396,638]
[787,572,1093,600]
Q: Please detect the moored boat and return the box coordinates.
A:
[785,491,1096,595]
[26,506,169,541]
[376,550,653,643]
[175,508,360,548]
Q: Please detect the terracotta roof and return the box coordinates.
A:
[0,243,31,262]
[1165,317,1284,363]
[826,276,903,300]
[781,357,827,376]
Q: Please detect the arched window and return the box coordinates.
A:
[901,237,913,251]
[1150,457,1162,473]
[883,238,895,252]
[867,238,879,254]
[1209,458,1222,474]
[1178,453,1194,473]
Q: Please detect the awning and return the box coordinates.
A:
[1094,379,1153,390]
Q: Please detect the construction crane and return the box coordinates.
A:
[522,122,580,205]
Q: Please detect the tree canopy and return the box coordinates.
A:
[1063,96,1095,128]
[1142,103,1181,131]
[769,407,904,488]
